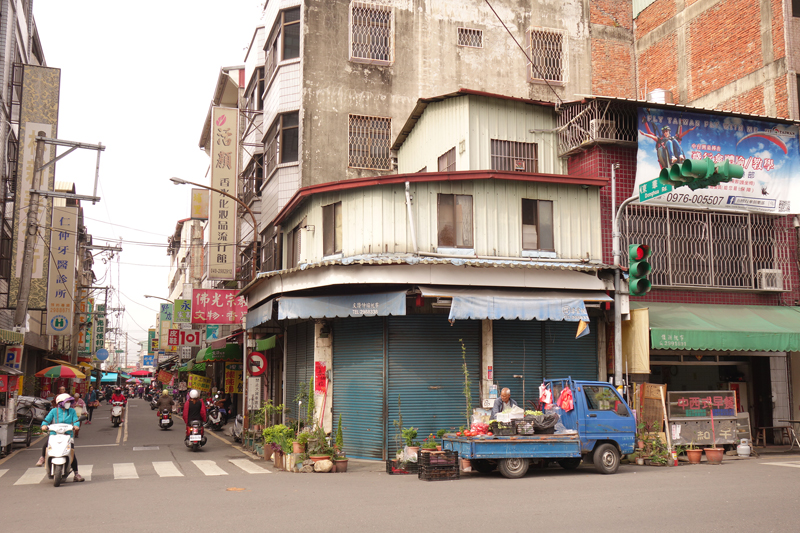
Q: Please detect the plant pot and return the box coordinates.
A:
[309,455,331,464]
[436,445,442,451]
[273,450,283,469]
[637,440,645,450]
[705,447,724,465]
[686,449,702,464]
[420,447,436,454]
[461,458,472,472]
[263,447,273,461]
[292,441,305,454]
[406,446,420,457]
[334,459,348,473]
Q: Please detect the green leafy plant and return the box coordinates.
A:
[306,377,316,426]
[460,338,472,428]
[307,425,331,456]
[335,414,344,451]
[649,435,670,465]
[436,429,447,440]
[253,400,283,428]
[262,424,295,454]
[401,426,418,447]
[297,430,310,446]
[421,434,438,450]
[392,395,404,452]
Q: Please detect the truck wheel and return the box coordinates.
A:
[558,458,582,470]
[498,458,529,479]
[472,460,495,474]
[593,443,620,474]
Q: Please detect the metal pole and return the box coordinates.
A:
[13,132,47,329]
[613,193,638,387]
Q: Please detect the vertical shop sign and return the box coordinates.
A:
[191,189,209,220]
[93,304,106,358]
[148,328,157,355]
[159,303,176,353]
[4,345,23,370]
[208,106,238,280]
[174,299,192,323]
[45,206,78,335]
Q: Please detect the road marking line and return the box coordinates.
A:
[0,435,45,466]
[229,459,271,474]
[114,462,138,479]
[153,461,183,477]
[0,469,7,479]
[762,461,800,468]
[133,446,160,451]
[76,444,119,448]
[192,460,228,476]
[14,467,46,485]
[124,408,129,443]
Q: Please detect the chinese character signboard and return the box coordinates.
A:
[157,370,172,385]
[167,329,202,347]
[192,289,247,324]
[45,206,78,335]
[159,303,176,353]
[148,328,157,355]
[93,304,106,358]
[636,108,800,214]
[191,188,209,220]
[208,106,238,280]
[84,298,94,353]
[143,355,154,367]
[224,362,243,394]
[4,345,23,370]
[174,299,192,323]
[188,373,211,392]
[667,390,738,446]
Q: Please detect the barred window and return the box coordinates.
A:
[438,147,456,172]
[621,205,792,290]
[350,1,393,64]
[348,114,391,170]
[458,28,483,48]
[438,194,473,248]
[528,28,566,83]
[491,139,538,172]
[522,199,554,251]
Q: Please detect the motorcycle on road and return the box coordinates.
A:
[44,423,75,487]
[158,408,173,430]
[111,401,124,427]
[185,420,207,451]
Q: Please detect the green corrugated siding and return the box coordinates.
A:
[543,320,598,381]
[332,317,386,460]
[387,316,481,456]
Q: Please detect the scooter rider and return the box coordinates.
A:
[111,387,127,422]
[40,394,85,482]
[155,389,175,413]
[182,389,207,436]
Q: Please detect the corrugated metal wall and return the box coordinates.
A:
[398,97,469,174]
[543,320,598,380]
[285,321,315,423]
[283,178,601,261]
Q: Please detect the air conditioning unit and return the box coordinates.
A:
[757,269,784,291]
[590,119,617,140]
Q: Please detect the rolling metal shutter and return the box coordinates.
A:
[387,316,481,455]
[332,317,385,460]
[492,320,544,411]
[543,319,598,380]
[285,321,315,423]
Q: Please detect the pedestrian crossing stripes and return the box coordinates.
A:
[3,459,271,485]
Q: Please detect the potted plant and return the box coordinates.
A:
[263,424,295,469]
[436,429,446,451]
[335,413,344,454]
[293,430,309,454]
[333,453,348,473]
[704,413,724,465]
[307,425,332,463]
[402,426,419,456]
[685,440,702,464]
[421,434,438,453]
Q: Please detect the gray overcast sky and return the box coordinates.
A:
[34,1,264,362]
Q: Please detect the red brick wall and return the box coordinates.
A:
[591,0,633,29]
[592,40,636,98]
[634,0,676,39]
[718,85,766,115]
[637,32,679,101]
[568,145,800,307]
[775,73,790,118]
[772,0,786,60]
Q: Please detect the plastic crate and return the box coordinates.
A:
[490,421,516,436]
[419,464,460,481]
[386,459,419,475]
[516,420,535,435]
[419,450,458,467]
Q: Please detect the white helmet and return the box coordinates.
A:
[189,389,199,399]
[56,393,74,407]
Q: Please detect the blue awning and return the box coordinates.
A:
[418,286,609,322]
[246,299,273,329]
[278,291,407,320]
[100,372,118,383]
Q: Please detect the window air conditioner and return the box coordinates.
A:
[757,269,783,291]
[589,119,616,140]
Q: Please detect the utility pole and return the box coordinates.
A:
[13,132,46,329]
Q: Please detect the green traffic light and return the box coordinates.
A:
[628,244,652,297]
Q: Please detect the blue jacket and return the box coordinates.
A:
[42,407,80,436]
[490,397,519,420]
[86,390,97,404]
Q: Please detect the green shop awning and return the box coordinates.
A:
[196,343,242,363]
[255,335,276,351]
[0,328,24,345]
[631,302,800,352]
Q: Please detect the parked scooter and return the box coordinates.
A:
[206,403,225,431]
[185,420,207,451]
[231,414,243,443]
[149,395,159,410]
[144,392,153,403]
[158,408,173,430]
[111,401,124,427]
[44,423,75,487]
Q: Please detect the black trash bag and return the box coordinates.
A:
[526,413,559,434]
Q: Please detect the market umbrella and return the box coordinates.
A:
[129,370,151,377]
[126,378,141,384]
[35,365,86,379]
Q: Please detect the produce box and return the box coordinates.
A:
[386,459,418,475]
[418,463,459,482]
[490,421,515,436]
[420,450,458,467]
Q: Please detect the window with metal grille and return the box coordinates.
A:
[491,139,538,172]
[350,1,393,64]
[438,147,456,172]
[265,8,300,81]
[261,231,281,273]
[323,202,343,257]
[266,112,299,176]
[348,114,391,170]
[528,28,566,83]
[522,199,554,251]
[620,205,792,290]
[438,194,473,248]
[458,27,483,48]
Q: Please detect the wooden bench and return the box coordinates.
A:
[755,426,793,447]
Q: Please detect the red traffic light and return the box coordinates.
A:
[630,244,650,261]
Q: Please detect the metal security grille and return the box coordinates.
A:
[350,2,393,63]
[458,27,483,48]
[620,204,792,290]
[348,114,392,170]
[556,99,638,156]
[528,28,565,82]
[491,139,538,173]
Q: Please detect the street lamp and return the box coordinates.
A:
[144,295,174,304]
[170,177,259,281]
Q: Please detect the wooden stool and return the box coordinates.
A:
[755,426,792,447]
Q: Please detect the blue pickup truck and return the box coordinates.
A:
[442,378,636,478]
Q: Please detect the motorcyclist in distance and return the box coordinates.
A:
[155,389,175,414]
[110,387,127,423]
[182,389,207,437]
[40,393,84,482]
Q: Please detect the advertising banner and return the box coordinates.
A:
[167,329,202,347]
[174,299,192,323]
[93,304,106,358]
[148,328,157,355]
[46,206,78,335]
[84,298,94,353]
[206,325,220,341]
[192,289,248,324]
[224,362,243,394]
[143,355,155,367]
[159,303,176,353]
[188,374,211,392]
[191,188,209,220]
[636,108,800,214]
[208,106,238,280]
[4,345,23,370]
[157,370,172,384]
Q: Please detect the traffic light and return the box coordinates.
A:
[628,244,652,297]
[658,157,744,191]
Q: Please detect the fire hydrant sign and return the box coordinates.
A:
[167,329,202,347]
[247,351,267,376]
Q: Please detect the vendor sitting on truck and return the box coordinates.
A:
[490,388,518,420]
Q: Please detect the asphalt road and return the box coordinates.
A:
[2,399,798,532]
